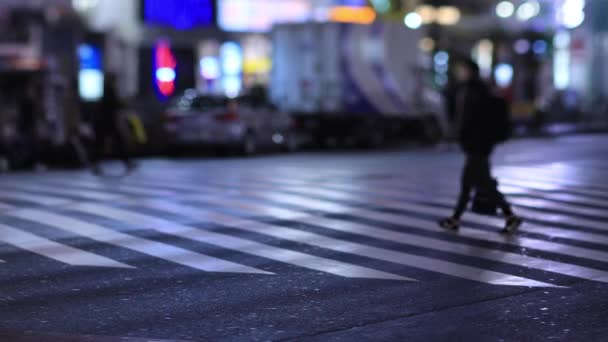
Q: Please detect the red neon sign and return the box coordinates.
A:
[154,41,177,97]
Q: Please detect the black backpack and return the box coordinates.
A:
[487,94,512,144]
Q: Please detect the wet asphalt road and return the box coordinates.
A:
[1,134,608,341]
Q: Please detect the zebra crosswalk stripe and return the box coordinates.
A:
[4,166,607,285]
[1,183,123,202]
[8,209,269,275]
[285,182,608,244]
[123,176,608,249]
[497,174,608,198]
[0,189,71,206]
[122,198,558,287]
[249,173,608,236]
[69,202,410,281]
[0,222,132,268]
[42,179,176,197]
[326,178,608,234]
[228,187,608,265]
[0,202,16,212]
[185,194,608,284]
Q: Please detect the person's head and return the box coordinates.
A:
[454,58,480,83]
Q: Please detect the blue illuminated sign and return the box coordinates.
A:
[78,44,102,70]
[340,0,368,6]
[143,0,214,30]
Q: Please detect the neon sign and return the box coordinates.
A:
[143,0,214,30]
[154,41,177,98]
[77,43,104,101]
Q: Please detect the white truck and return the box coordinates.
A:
[270,22,447,147]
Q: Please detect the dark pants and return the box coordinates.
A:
[19,130,41,164]
[453,154,513,219]
[92,124,131,165]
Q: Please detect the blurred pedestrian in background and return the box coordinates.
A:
[438,59,523,234]
[63,78,90,167]
[91,74,136,174]
[17,81,46,171]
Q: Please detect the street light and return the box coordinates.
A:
[412,5,461,26]
[557,0,586,29]
[404,12,423,30]
[436,6,460,26]
[516,0,541,21]
[496,1,515,18]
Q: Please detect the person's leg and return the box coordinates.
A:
[484,155,523,233]
[453,161,474,220]
[111,126,135,169]
[91,127,106,173]
[439,154,475,230]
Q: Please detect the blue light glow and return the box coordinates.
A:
[143,0,214,30]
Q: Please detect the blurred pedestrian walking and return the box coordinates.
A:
[91,74,136,175]
[17,81,46,171]
[438,59,523,234]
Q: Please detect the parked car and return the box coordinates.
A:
[164,91,298,155]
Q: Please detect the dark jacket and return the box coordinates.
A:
[96,82,121,130]
[18,95,37,134]
[454,79,495,156]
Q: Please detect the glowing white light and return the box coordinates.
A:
[557,0,586,29]
[516,1,540,21]
[72,0,99,12]
[496,1,515,18]
[554,50,570,89]
[436,6,461,25]
[416,5,437,24]
[494,63,514,88]
[156,67,176,82]
[563,11,585,28]
[553,31,571,90]
[472,39,493,79]
[79,69,104,101]
[554,31,571,49]
[220,42,243,76]
[404,12,423,29]
[200,57,220,79]
[223,76,242,98]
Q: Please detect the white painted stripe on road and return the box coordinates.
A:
[289,183,608,247]
[499,165,608,187]
[126,176,608,246]
[0,223,132,268]
[192,195,608,284]
[132,198,557,287]
[0,202,16,211]
[2,183,122,202]
[42,179,176,197]
[71,202,407,281]
[508,196,608,219]
[236,188,608,265]
[9,209,267,275]
[498,184,608,208]
[313,178,608,234]
[498,174,608,198]
[0,189,71,206]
